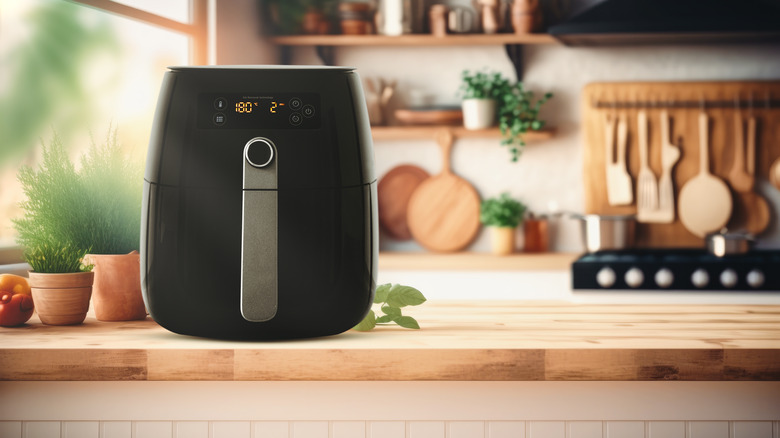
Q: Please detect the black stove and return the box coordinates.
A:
[572,249,780,291]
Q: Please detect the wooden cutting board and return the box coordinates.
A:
[406,129,481,252]
[378,164,430,240]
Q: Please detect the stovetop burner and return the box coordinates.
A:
[572,249,780,291]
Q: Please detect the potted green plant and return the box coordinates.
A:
[480,193,526,255]
[459,69,509,130]
[498,83,553,162]
[13,136,94,325]
[75,130,145,321]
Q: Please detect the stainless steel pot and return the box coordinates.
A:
[706,230,753,257]
[573,214,636,253]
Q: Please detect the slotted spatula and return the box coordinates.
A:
[636,110,659,222]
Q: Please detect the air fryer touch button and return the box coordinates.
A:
[289,112,302,126]
[302,104,315,118]
[241,137,279,322]
[245,138,274,168]
[289,97,302,110]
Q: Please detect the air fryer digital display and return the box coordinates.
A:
[199,92,320,129]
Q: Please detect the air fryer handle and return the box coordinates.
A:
[241,138,278,322]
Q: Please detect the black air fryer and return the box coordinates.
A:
[141,66,377,339]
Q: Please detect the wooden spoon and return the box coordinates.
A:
[678,111,733,238]
[728,115,770,235]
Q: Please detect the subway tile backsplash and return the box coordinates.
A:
[2,420,779,438]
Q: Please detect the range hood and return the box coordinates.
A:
[548,0,780,46]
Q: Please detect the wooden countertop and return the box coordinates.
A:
[1,301,779,382]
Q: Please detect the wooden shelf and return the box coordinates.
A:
[271,33,558,47]
[371,126,555,141]
[378,252,577,271]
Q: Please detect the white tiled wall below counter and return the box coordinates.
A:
[1,420,779,438]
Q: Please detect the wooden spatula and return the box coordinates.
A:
[636,110,659,222]
[678,111,733,238]
[641,110,680,223]
[605,113,633,206]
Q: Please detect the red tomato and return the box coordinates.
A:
[0,274,34,327]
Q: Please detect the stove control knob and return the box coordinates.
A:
[747,269,765,288]
[654,268,674,288]
[596,267,616,288]
[691,269,710,288]
[719,269,738,288]
[624,267,644,288]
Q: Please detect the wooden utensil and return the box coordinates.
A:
[636,110,659,221]
[406,129,481,252]
[678,111,733,238]
[728,105,753,193]
[728,114,770,235]
[377,164,430,240]
[642,110,680,223]
[771,157,780,191]
[605,113,633,206]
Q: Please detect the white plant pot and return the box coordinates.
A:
[462,98,496,130]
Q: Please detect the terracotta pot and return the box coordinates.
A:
[489,226,516,255]
[86,251,146,321]
[28,271,94,325]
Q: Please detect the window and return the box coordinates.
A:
[0,0,208,252]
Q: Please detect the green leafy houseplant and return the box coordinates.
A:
[13,130,142,270]
[459,70,510,100]
[480,193,527,228]
[353,283,427,331]
[498,84,553,162]
[459,70,552,161]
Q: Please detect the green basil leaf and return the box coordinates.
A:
[376,315,397,324]
[386,284,427,308]
[381,305,402,318]
[374,283,391,303]
[353,309,376,331]
[394,316,420,329]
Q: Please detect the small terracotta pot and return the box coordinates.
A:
[28,271,94,325]
[489,226,516,255]
[86,251,146,321]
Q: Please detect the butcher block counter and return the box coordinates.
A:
[1,301,779,382]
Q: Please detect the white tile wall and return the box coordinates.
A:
[61,421,98,438]
[369,421,405,438]
[568,421,602,438]
[606,421,645,438]
[252,421,289,438]
[132,421,172,438]
[488,421,525,438]
[332,421,366,438]
[4,420,779,438]
[647,421,685,438]
[101,421,131,438]
[291,421,328,438]
[689,421,730,438]
[22,422,60,438]
[0,421,22,438]
[733,421,774,438]
[408,421,445,438]
[174,422,208,438]
[449,421,485,438]
[212,421,250,438]
[528,421,565,438]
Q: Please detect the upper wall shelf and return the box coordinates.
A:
[371,126,555,141]
[271,33,558,46]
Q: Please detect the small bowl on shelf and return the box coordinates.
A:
[394,106,463,126]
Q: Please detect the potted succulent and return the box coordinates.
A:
[498,82,553,162]
[13,136,95,325]
[459,69,509,130]
[480,193,526,255]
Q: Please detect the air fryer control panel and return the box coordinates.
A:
[198,92,320,129]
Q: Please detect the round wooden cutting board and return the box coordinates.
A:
[406,129,481,252]
[377,164,430,240]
